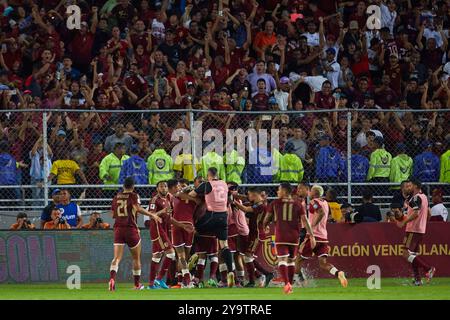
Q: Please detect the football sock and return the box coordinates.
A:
[329,266,339,277]
[196,259,206,281]
[209,256,219,279]
[278,261,289,285]
[412,256,431,272]
[132,269,141,287]
[182,269,191,286]
[287,263,295,284]
[110,265,118,280]
[221,247,234,273]
[219,263,227,282]
[157,253,176,280]
[149,256,161,285]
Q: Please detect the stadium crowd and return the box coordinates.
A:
[1,0,450,209]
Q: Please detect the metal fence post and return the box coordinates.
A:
[42,112,49,206]
[189,110,197,178]
[347,111,352,204]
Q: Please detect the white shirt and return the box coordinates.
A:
[302,32,320,47]
[380,4,397,35]
[288,73,328,92]
[151,19,166,43]
[356,129,383,147]
[431,203,448,221]
[423,28,444,48]
[324,60,340,89]
[273,90,289,111]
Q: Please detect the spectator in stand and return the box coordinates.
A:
[81,212,110,229]
[367,136,392,195]
[315,134,343,183]
[48,149,88,187]
[104,123,134,154]
[118,144,148,193]
[413,141,440,183]
[40,188,61,229]
[29,136,52,208]
[356,189,382,222]
[10,212,36,230]
[430,189,448,222]
[389,143,413,189]
[0,140,24,205]
[99,142,129,197]
[247,60,276,94]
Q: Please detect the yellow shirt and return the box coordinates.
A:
[50,160,80,184]
[328,201,343,223]
[173,154,200,182]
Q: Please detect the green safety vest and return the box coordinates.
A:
[146,149,174,184]
[99,153,130,189]
[278,153,304,183]
[224,150,245,184]
[199,151,226,180]
[389,154,413,188]
[440,150,450,183]
[272,148,282,182]
[368,148,392,180]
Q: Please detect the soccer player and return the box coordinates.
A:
[397,178,436,285]
[172,178,199,288]
[147,181,193,289]
[189,167,235,287]
[293,182,310,285]
[233,187,270,287]
[298,185,348,288]
[263,183,315,294]
[109,177,161,291]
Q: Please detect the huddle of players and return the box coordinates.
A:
[107,166,351,294]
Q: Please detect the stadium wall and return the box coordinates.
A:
[0,223,449,283]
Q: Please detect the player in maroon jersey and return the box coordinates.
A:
[298,185,348,288]
[171,178,199,288]
[109,177,161,291]
[147,181,193,289]
[263,183,315,294]
[233,187,271,288]
[293,182,310,285]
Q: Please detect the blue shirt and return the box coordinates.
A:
[56,202,81,227]
[0,153,18,185]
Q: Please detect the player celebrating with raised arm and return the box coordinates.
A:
[189,167,235,287]
[147,181,193,289]
[298,185,348,288]
[109,177,162,291]
[397,178,436,286]
[263,183,316,294]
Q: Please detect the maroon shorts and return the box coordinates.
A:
[195,234,218,255]
[275,244,298,258]
[172,224,194,248]
[228,234,238,252]
[403,232,424,253]
[114,226,141,249]
[299,238,330,259]
[237,234,258,255]
[152,227,173,254]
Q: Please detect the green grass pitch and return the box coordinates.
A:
[1,278,449,300]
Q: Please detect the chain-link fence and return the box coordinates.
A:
[0,108,449,228]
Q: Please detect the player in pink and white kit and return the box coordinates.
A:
[397,178,436,286]
[298,185,348,288]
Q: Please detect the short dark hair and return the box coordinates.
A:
[179,178,189,185]
[167,179,179,189]
[279,182,293,194]
[114,142,125,150]
[207,167,218,177]
[410,177,422,189]
[248,186,262,194]
[124,177,135,189]
[326,188,338,202]
[156,180,167,188]
[17,212,28,219]
[362,189,373,201]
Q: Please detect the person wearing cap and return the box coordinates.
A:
[118,144,148,190]
[322,47,340,89]
[273,76,291,111]
[367,136,392,195]
[439,135,450,184]
[389,143,413,189]
[146,141,174,185]
[315,134,343,182]
[413,141,440,182]
[275,141,304,183]
[343,20,361,49]
[430,189,448,222]
[40,189,62,228]
[99,142,130,197]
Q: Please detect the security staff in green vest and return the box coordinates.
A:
[199,150,226,180]
[99,142,130,197]
[277,141,304,183]
[146,142,174,184]
[440,135,450,184]
[224,149,245,184]
[367,136,392,196]
[389,143,413,189]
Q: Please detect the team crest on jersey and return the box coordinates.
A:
[400,166,408,174]
[381,156,389,164]
[150,203,156,210]
[424,158,432,166]
[156,158,166,169]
